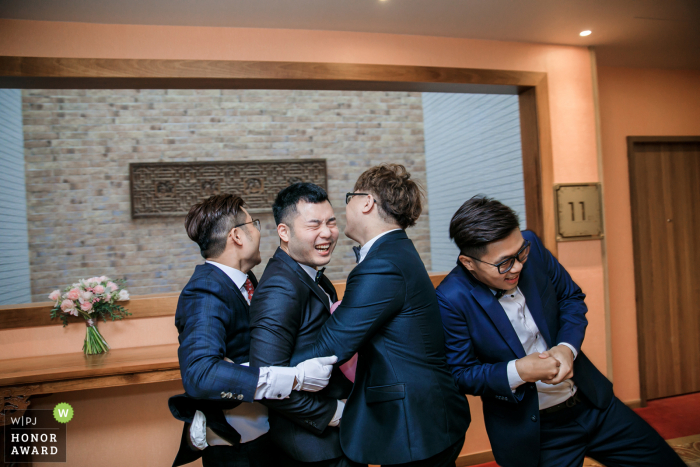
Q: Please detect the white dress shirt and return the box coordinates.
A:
[188,261,297,449]
[295,260,344,427]
[357,229,402,264]
[498,287,578,410]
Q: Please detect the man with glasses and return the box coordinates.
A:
[436,196,684,467]
[169,194,337,467]
[291,164,471,467]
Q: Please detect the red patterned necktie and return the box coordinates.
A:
[244,278,254,302]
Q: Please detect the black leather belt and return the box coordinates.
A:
[540,392,581,415]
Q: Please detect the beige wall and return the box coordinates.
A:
[20,88,429,301]
[597,66,700,404]
[0,18,605,464]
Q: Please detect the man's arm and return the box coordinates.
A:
[248,274,339,435]
[529,232,588,384]
[437,292,522,402]
[292,258,406,365]
[437,291,560,401]
[177,278,259,401]
[531,232,588,352]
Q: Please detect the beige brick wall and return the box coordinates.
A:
[22,89,430,302]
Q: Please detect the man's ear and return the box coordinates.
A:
[361,194,376,214]
[229,227,244,247]
[458,255,476,272]
[277,223,291,243]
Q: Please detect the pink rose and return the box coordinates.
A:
[80,301,93,312]
[98,275,109,282]
[94,285,105,294]
[87,277,99,284]
[104,293,112,301]
[66,288,80,301]
[60,299,74,311]
[48,290,61,301]
[80,290,94,302]
[107,282,118,292]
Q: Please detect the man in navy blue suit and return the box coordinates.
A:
[293,164,471,467]
[168,194,337,467]
[436,196,684,467]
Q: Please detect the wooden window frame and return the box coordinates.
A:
[0,56,555,328]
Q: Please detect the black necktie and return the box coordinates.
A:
[352,246,361,264]
[315,267,326,284]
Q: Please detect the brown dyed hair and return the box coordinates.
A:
[354,163,423,229]
[185,194,247,259]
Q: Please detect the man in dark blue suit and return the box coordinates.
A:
[168,194,337,467]
[249,183,362,467]
[293,164,471,467]
[436,196,684,467]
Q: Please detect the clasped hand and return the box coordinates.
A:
[294,356,338,392]
[515,345,574,385]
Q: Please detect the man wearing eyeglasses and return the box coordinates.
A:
[169,194,337,467]
[436,196,684,467]
[290,164,471,467]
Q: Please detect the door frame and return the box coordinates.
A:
[627,135,700,405]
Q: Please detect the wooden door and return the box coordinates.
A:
[628,137,700,403]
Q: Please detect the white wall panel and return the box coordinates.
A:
[423,93,526,272]
[0,89,31,304]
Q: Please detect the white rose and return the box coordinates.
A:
[117,289,130,301]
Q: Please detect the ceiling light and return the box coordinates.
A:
[580,30,592,37]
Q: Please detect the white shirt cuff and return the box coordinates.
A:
[507,360,527,392]
[558,343,578,360]
[189,410,209,450]
[328,400,345,427]
[254,366,296,400]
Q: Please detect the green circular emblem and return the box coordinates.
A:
[53,402,74,423]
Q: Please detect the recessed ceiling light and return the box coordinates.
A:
[580,30,592,37]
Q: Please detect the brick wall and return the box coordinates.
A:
[21,89,430,301]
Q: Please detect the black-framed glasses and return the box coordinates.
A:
[346,192,377,205]
[234,219,261,232]
[465,240,530,274]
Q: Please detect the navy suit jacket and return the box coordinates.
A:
[436,230,613,467]
[249,248,352,462]
[168,263,260,467]
[293,230,471,465]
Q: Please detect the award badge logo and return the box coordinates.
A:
[4,403,70,463]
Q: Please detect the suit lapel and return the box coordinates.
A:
[319,274,338,304]
[470,285,526,359]
[517,263,552,346]
[273,248,331,312]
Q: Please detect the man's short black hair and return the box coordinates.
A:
[273,182,330,226]
[449,196,521,259]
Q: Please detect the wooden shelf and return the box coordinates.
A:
[0,344,180,393]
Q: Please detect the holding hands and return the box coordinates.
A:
[515,345,574,385]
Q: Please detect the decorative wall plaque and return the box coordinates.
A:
[129,159,327,218]
[554,183,604,241]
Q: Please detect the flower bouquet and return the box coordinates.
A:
[49,276,131,355]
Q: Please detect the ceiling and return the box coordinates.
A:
[2,0,699,69]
